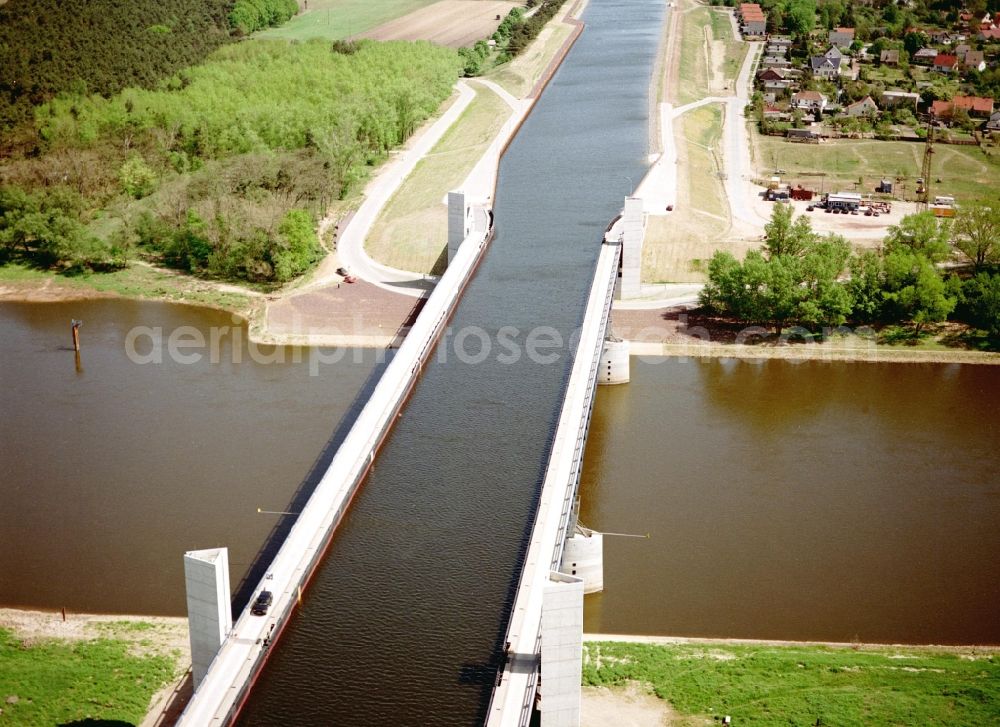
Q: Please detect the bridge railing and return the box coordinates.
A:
[486,237,621,727]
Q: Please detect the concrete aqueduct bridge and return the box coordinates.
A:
[177,194,494,726]
[487,225,630,727]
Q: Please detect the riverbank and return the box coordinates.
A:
[614,304,1000,364]
[581,637,1000,726]
[0,608,189,726]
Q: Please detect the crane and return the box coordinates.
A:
[916,122,934,210]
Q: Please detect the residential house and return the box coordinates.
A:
[791,90,827,112]
[762,105,787,121]
[931,95,996,121]
[933,53,959,72]
[879,49,900,66]
[761,55,792,69]
[986,111,1000,131]
[810,50,843,79]
[913,47,939,64]
[880,90,920,109]
[829,27,855,48]
[928,29,954,44]
[758,67,786,82]
[769,36,793,50]
[952,95,996,117]
[738,3,767,37]
[980,28,1000,41]
[963,50,986,72]
[845,96,879,117]
[954,43,971,59]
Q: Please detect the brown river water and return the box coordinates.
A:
[1,302,998,644]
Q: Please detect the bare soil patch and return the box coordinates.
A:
[583,681,694,727]
[360,0,519,48]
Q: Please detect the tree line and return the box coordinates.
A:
[0,0,235,134]
[701,204,1000,345]
[459,0,568,76]
[1,40,460,284]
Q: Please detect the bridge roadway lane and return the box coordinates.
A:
[237,0,666,723]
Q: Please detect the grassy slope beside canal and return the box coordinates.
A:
[0,614,188,726]
[584,641,1000,725]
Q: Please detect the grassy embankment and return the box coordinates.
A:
[365,2,580,273]
[643,2,750,284]
[366,86,511,274]
[486,2,576,98]
[0,622,183,725]
[752,132,1000,206]
[0,261,256,314]
[584,641,1000,725]
[256,0,437,41]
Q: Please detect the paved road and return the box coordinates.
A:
[312,81,478,298]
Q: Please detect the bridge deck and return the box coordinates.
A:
[486,238,621,726]
[177,223,493,726]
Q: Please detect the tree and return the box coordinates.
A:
[847,250,885,323]
[903,30,929,57]
[787,0,817,35]
[958,272,1000,340]
[952,204,1000,269]
[884,211,951,264]
[882,249,956,332]
[763,202,815,258]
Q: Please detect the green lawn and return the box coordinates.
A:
[584,641,1000,726]
[677,6,711,105]
[0,627,178,726]
[753,132,1000,204]
[256,0,438,41]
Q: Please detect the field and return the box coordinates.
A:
[365,84,512,273]
[256,0,439,41]
[674,4,744,105]
[584,641,1000,725]
[644,105,753,283]
[359,0,519,48]
[752,132,1000,205]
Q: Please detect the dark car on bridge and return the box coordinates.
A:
[251,590,273,616]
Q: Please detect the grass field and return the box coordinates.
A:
[676,6,711,105]
[584,641,1000,726]
[644,104,752,283]
[365,85,511,273]
[0,626,178,725]
[753,132,1000,204]
[709,9,747,86]
[256,0,438,41]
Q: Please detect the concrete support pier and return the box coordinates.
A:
[560,529,604,594]
[540,571,585,726]
[184,548,233,687]
[599,337,630,385]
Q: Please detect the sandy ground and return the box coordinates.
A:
[262,278,425,347]
[583,681,685,727]
[0,608,192,727]
[359,0,519,47]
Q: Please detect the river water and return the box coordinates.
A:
[0,300,380,615]
[580,357,1000,646]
